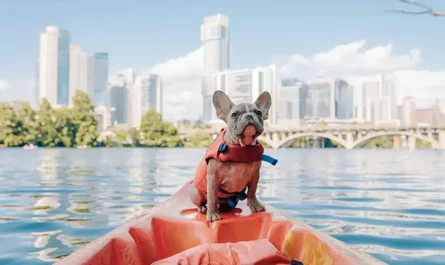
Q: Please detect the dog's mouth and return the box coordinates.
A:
[238,124,259,147]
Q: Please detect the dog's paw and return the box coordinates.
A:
[248,199,266,212]
[198,205,207,214]
[207,212,222,222]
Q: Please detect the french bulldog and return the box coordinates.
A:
[189,90,272,222]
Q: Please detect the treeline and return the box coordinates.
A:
[0,90,213,148]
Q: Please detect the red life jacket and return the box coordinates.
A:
[193,127,277,209]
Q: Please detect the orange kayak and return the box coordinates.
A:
[54,180,386,265]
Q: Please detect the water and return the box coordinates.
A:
[0,148,445,265]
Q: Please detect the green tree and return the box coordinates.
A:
[72,91,99,147]
[16,102,39,145]
[139,110,184,147]
[140,110,164,146]
[0,104,24,147]
[36,98,59,147]
[55,108,76,147]
[128,128,141,147]
[184,129,213,147]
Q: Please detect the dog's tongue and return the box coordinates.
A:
[239,125,257,147]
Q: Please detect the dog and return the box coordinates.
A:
[189,90,272,222]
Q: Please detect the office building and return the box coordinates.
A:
[361,74,397,124]
[304,77,353,121]
[401,97,416,126]
[130,74,163,127]
[37,26,70,106]
[213,64,278,124]
[108,77,128,125]
[94,105,115,132]
[92,53,109,106]
[277,78,308,124]
[201,14,230,122]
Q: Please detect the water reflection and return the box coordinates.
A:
[0,148,445,265]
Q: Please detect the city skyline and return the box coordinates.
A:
[1,0,445,122]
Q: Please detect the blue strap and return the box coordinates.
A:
[261,154,278,166]
[218,143,229,154]
[218,186,247,209]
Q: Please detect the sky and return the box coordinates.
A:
[0,0,444,121]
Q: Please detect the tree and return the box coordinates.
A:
[139,110,184,147]
[16,102,39,145]
[36,98,59,147]
[54,108,76,147]
[0,104,24,147]
[140,110,164,146]
[185,129,213,147]
[386,0,445,17]
[72,90,99,147]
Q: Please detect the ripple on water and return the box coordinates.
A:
[1,148,445,265]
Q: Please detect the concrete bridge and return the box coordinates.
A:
[179,124,445,150]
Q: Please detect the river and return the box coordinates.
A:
[0,148,444,265]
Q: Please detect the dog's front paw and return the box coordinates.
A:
[248,199,266,212]
[198,205,207,214]
[207,212,222,222]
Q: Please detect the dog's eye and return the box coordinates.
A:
[231,112,238,118]
[254,110,262,116]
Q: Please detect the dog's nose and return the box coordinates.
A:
[245,114,254,120]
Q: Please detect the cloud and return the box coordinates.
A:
[141,40,444,121]
[278,40,445,111]
[279,40,421,78]
[0,80,9,91]
[140,48,204,122]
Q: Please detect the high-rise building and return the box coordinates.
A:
[201,14,230,123]
[305,77,353,121]
[69,44,81,104]
[361,73,397,124]
[94,105,115,132]
[335,79,354,119]
[213,64,278,124]
[108,77,128,125]
[401,97,416,126]
[277,78,308,124]
[37,26,70,106]
[130,74,163,127]
[92,53,109,106]
[69,47,108,106]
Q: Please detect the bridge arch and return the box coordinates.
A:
[350,131,439,149]
[276,132,349,149]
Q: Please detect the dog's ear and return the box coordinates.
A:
[213,90,234,121]
[254,91,272,120]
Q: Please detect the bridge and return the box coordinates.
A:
[178,124,445,150]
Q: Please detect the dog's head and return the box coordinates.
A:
[213,90,272,146]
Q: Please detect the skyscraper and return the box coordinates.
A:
[361,73,397,124]
[92,53,109,106]
[69,47,108,106]
[201,14,230,123]
[305,77,353,121]
[108,77,128,125]
[401,97,416,126]
[335,79,354,119]
[277,78,308,124]
[130,74,163,127]
[37,26,70,106]
[213,64,278,125]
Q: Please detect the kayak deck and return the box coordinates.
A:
[54,180,386,265]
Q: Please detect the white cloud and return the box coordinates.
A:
[0,80,9,91]
[140,40,444,121]
[278,40,445,111]
[140,48,204,121]
[279,40,421,78]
